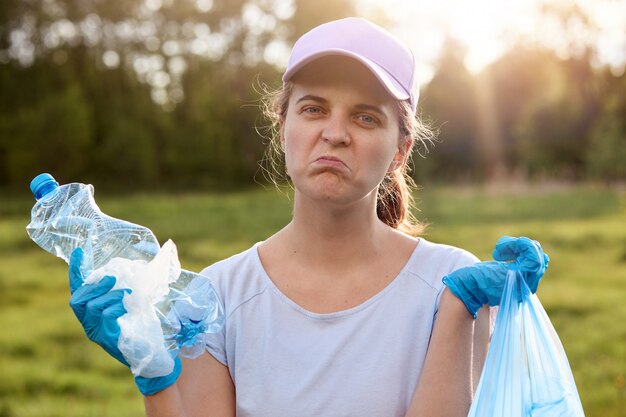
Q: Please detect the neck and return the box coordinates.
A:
[279,191,392,266]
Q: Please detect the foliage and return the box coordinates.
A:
[419,39,480,182]
[0,0,625,190]
[586,69,626,183]
[508,52,599,180]
[420,42,623,183]
[0,0,361,190]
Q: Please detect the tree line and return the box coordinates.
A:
[0,0,624,191]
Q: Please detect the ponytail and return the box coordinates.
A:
[375,100,435,236]
[376,155,424,236]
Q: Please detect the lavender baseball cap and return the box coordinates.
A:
[282,17,418,112]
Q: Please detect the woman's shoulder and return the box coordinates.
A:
[200,244,260,277]
[415,238,480,265]
[199,243,272,312]
[406,238,480,286]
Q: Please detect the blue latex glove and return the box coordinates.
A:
[492,236,549,293]
[69,248,182,396]
[442,236,549,318]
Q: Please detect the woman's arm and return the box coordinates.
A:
[144,352,236,417]
[404,289,489,417]
[406,236,548,416]
[472,304,490,392]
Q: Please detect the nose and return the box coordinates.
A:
[321,113,350,146]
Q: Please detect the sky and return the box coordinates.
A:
[356,0,626,84]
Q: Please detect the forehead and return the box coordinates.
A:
[289,56,397,107]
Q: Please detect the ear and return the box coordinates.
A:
[388,135,414,172]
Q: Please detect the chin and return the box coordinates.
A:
[297,178,374,207]
[294,177,344,201]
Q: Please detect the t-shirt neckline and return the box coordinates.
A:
[251,239,423,320]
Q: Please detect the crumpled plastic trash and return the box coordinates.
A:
[85,239,180,378]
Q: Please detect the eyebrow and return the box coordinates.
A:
[295,95,388,121]
[295,94,328,105]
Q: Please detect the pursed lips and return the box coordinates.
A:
[314,155,350,171]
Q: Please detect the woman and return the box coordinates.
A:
[68,17,548,417]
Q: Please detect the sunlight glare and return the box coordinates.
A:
[357,0,626,81]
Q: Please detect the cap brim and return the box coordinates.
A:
[282,49,411,103]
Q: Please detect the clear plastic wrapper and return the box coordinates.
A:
[26,174,225,377]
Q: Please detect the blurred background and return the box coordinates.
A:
[0,0,624,190]
[0,0,625,416]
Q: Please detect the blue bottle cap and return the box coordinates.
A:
[30,173,60,200]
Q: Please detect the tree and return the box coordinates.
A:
[0,57,93,185]
[586,69,626,183]
[0,0,363,189]
[420,38,480,182]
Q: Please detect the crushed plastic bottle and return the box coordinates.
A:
[26,173,224,378]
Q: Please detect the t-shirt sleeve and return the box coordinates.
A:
[432,245,481,319]
[199,266,228,366]
[204,319,228,366]
[430,245,498,332]
[196,244,268,368]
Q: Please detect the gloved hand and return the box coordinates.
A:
[442,236,549,318]
[492,235,549,293]
[68,248,182,395]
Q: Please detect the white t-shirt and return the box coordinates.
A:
[201,238,479,417]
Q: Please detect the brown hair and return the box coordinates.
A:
[259,82,434,236]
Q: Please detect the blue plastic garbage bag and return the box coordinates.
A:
[468,268,585,417]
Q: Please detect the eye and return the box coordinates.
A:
[356,114,380,126]
[302,106,323,115]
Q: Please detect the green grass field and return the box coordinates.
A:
[1,185,625,416]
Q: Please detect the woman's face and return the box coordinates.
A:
[281,56,409,207]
